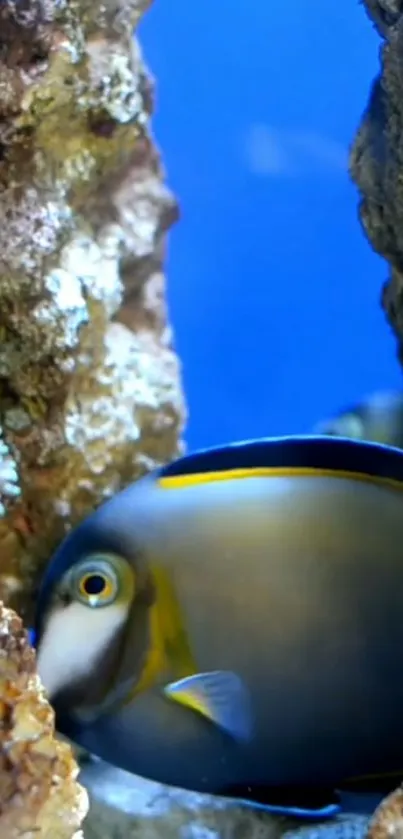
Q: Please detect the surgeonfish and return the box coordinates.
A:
[33,434,403,820]
[312,390,403,449]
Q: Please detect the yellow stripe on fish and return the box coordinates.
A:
[158,465,403,493]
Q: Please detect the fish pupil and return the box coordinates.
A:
[84,574,106,596]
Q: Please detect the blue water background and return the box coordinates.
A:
[139,3,402,450]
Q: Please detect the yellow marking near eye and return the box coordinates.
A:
[129,565,197,701]
[157,466,403,493]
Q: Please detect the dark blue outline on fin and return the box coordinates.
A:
[156,434,403,486]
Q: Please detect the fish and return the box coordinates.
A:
[33,434,403,820]
[312,390,403,449]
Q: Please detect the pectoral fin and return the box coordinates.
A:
[163,670,252,742]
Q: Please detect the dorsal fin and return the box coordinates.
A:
[156,434,403,486]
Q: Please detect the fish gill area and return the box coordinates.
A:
[0,0,402,837]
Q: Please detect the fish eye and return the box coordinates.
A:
[70,555,121,608]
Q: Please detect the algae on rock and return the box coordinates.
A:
[0,602,88,837]
[366,786,403,839]
[350,1,403,364]
[0,0,186,621]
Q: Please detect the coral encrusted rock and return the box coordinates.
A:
[0,602,88,837]
[366,786,403,839]
[0,0,186,621]
[350,1,403,364]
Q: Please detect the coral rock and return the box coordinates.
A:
[0,0,186,620]
[0,601,88,838]
[350,3,403,363]
[366,787,403,839]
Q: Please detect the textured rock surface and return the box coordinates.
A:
[350,1,403,363]
[81,761,286,839]
[366,786,403,839]
[0,602,88,837]
[0,0,185,621]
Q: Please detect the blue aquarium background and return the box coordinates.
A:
[139,2,402,452]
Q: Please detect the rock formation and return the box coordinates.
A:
[0,603,88,837]
[350,0,403,364]
[366,787,403,839]
[0,0,186,624]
